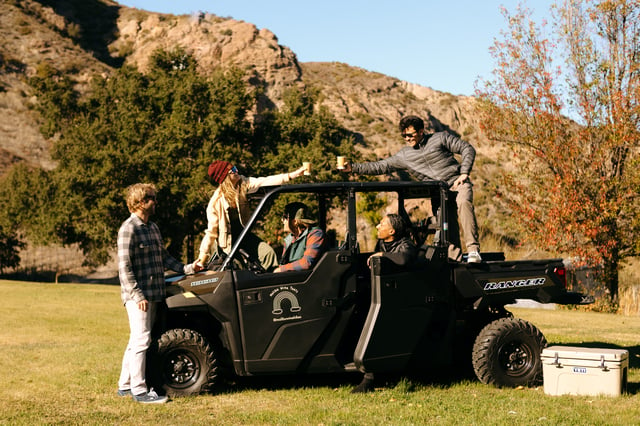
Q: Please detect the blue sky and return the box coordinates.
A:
[117,1,554,96]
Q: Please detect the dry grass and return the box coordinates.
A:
[619,258,640,315]
[2,280,640,425]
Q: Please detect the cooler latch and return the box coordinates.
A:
[600,355,609,371]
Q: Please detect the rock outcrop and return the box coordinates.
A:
[112,9,304,108]
[0,0,488,176]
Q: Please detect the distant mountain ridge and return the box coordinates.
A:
[0,0,492,174]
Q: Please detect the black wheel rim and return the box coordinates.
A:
[163,349,201,389]
[498,340,535,378]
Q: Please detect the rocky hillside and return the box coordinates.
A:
[0,0,496,170]
[0,0,534,280]
[1,0,509,244]
[300,62,485,155]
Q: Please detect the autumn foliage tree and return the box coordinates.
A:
[476,0,640,308]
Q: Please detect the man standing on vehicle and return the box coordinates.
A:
[353,213,418,393]
[117,183,201,404]
[342,115,481,263]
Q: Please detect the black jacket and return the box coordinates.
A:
[374,236,418,266]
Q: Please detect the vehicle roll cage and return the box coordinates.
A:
[220,180,452,271]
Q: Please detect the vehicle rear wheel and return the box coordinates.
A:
[472,317,546,387]
[147,328,218,396]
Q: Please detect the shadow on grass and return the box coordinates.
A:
[202,342,640,396]
[206,366,477,396]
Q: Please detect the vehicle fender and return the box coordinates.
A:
[165,292,207,309]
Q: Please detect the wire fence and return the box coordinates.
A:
[2,244,118,283]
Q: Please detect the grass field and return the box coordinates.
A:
[1,279,640,425]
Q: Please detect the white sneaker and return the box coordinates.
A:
[467,251,482,263]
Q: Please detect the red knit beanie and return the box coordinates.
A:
[208,160,233,184]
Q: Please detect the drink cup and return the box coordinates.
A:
[336,156,345,170]
[303,162,311,175]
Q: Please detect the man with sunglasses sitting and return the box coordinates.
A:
[274,202,326,273]
[340,115,481,263]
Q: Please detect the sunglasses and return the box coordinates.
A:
[228,166,238,175]
[402,131,418,139]
[144,194,156,202]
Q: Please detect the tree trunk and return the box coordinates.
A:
[598,217,620,307]
[602,252,619,305]
[186,233,194,263]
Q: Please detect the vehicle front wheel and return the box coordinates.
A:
[147,328,218,396]
[472,317,547,388]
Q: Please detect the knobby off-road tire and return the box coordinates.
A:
[147,328,218,396]
[472,317,547,388]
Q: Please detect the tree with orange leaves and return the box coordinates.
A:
[476,0,640,309]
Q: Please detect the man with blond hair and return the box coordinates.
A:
[117,183,201,404]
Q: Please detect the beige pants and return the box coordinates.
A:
[453,181,480,253]
[236,232,278,271]
[433,181,480,258]
[257,241,278,271]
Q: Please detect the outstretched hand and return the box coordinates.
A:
[289,165,307,179]
[340,162,352,172]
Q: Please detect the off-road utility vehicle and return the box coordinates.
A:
[148,181,592,396]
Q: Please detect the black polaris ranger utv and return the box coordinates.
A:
[147,180,592,396]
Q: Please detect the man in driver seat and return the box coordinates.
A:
[274,202,327,273]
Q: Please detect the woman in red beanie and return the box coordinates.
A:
[197,161,306,270]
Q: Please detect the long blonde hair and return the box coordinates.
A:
[220,175,247,208]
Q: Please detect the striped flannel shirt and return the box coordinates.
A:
[279,227,326,272]
[118,213,186,304]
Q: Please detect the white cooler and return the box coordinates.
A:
[541,346,628,397]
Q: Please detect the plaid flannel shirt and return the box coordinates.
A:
[279,227,326,272]
[118,214,185,304]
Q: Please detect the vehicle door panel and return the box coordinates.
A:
[354,255,452,372]
[235,250,355,374]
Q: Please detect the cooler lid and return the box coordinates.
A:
[542,345,629,362]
